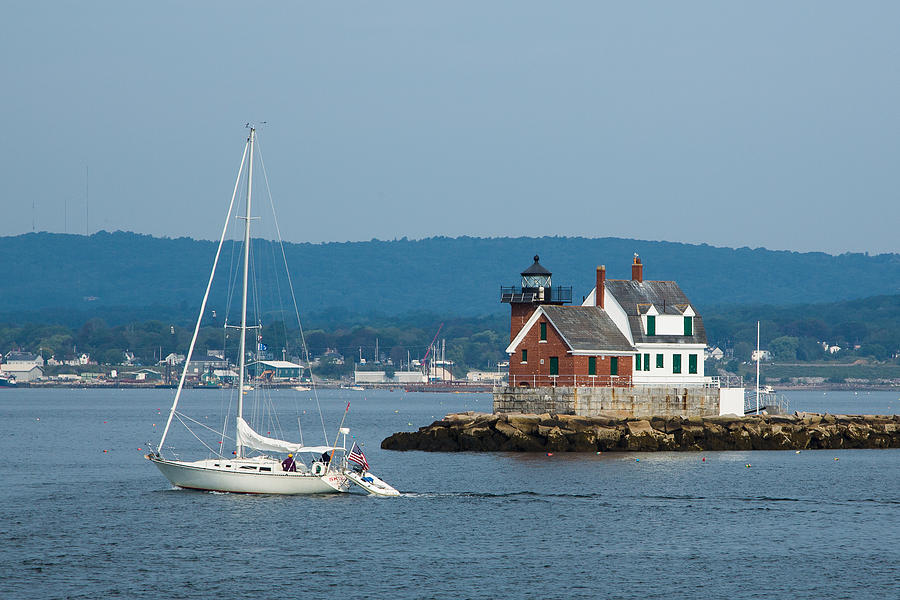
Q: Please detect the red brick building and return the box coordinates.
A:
[501,256,634,387]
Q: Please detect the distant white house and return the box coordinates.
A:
[821,342,842,354]
[65,353,94,366]
[3,351,45,369]
[751,349,772,362]
[706,346,725,361]
[163,353,186,366]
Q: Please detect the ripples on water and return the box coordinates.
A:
[1,389,898,599]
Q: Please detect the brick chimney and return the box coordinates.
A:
[632,254,643,283]
[596,265,605,309]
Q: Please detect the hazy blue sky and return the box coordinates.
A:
[3,2,898,254]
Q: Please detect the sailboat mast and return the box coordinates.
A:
[755,320,760,415]
[236,127,255,459]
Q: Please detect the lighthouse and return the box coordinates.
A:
[500,255,572,342]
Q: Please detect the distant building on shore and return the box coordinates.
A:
[1,351,45,382]
[354,369,427,385]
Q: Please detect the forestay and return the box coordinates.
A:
[236,417,335,455]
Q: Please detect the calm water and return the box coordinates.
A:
[1,388,898,599]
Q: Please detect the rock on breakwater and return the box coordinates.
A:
[381,412,900,452]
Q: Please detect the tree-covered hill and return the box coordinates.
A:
[1,231,898,325]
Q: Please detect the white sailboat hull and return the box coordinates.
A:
[149,456,350,495]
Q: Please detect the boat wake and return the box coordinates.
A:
[400,491,608,501]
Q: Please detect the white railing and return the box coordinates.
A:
[507,374,633,388]
[744,389,790,415]
[505,374,748,390]
[708,375,744,388]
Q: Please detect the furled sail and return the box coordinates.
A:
[236,417,335,454]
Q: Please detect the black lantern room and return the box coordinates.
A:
[500,255,572,305]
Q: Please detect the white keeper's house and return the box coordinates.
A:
[581,256,708,385]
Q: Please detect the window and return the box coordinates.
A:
[644,353,650,371]
[521,349,527,363]
[540,322,547,341]
[689,354,698,374]
[610,356,619,376]
[684,316,693,336]
[646,315,656,336]
[588,356,596,375]
[635,354,641,370]
[673,354,682,374]
[259,467,272,472]
[549,356,559,376]
[656,354,663,368]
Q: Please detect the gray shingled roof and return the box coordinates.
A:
[4,352,38,362]
[605,279,707,344]
[541,305,634,353]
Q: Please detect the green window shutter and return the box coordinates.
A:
[549,356,559,376]
[610,356,618,376]
[588,356,596,376]
[635,353,641,370]
[647,315,655,336]
[684,316,693,336]
[689,354,698,374]
[540,322,547,341]
[656,353,663,368]
[644,353,651,371]
[673,354,682,374]
[521,349,527,363]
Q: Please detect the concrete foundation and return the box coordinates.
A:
[492,385,732,418]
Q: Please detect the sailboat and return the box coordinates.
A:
[147,127,398,496]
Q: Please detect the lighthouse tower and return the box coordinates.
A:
[500,255,572,342]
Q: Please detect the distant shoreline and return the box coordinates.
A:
[3,382,897,392]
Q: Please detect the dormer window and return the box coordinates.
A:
[646,315,656,336]
[684,316,692,336]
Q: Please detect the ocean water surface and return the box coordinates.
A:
[1,388,898,599]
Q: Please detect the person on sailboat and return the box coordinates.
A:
[281,454,297,472]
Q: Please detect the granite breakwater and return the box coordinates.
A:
[381,412,900,452]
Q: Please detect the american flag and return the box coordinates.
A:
[348,443,369,471]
